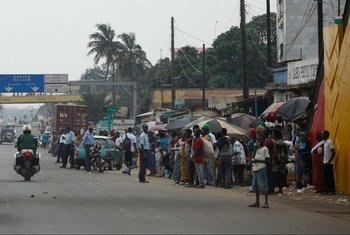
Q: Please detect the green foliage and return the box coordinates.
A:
[84,13,277,115]
[80,92,110,123]
[81,66,107,81]
[138,89,152,114]
[142,13,277,90]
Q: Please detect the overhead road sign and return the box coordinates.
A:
[0,74,44,93]
[44,74,68,84]
[0,95,82,104]
[45,84,69,93]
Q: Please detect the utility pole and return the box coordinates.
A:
[171,17,176,110]
[202,44,206,110]
[240,0,249,101]
[266,0,273,105]
[318,0,323,63]
[267,0,272,78]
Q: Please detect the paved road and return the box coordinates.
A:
[1,143,350,234]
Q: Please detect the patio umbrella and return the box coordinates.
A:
[182,116,212,130]
[192,118,247,138]
[227,113,258,131]
[163,116,200,130]
[276,97,311,121]
[260,102,285,122]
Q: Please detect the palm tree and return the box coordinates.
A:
[87,24,117,81]
[87,24,125,107]
[117,33,152,82]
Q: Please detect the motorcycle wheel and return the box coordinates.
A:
[97,157,105,173]
[24,169,31,182]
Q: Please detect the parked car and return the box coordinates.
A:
[74,136,122,170]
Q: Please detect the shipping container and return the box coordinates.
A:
[53,104,89,133]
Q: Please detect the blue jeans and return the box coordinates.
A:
[252,168,268,192]
[139,149,149,182]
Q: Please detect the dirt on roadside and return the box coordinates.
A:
[242,184,350,222]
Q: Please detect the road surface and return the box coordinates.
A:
[0,143,349,234]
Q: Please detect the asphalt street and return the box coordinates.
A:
[1,143,350,234]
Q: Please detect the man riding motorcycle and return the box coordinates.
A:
[16,125,38,153]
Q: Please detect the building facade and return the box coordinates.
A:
[270,0,346,102]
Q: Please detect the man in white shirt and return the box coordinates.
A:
[138,124,149,183]
[233,139,246,186]
[322,130,336,195]
[123,127,137,175]
[56,129,65,164]
[249,137,270,208]
[115,132,123,149]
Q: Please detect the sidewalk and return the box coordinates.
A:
[241,184,350,222]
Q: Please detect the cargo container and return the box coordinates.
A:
[53,104,89,133]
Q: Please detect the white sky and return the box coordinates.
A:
[0,0,276,81]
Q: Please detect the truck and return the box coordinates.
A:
[53,104,89,133]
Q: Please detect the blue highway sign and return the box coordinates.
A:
[0,74,45,93]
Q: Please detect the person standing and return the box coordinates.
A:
[123,127,137,175]
[115,132,123,150]
[232,138,246,186]
[56,129,65,163]
[249,137,270,208]
[138,124,150,183]
[271,129,288,195]
[192,128,205,188]
[61,127,75,169]
[201,124,216,186]
[148,131,157,176]
[185,129,195,187]
[295,132,311,189]
[322,130,336,195]
[215,128,233,189]
[81,127,95,172]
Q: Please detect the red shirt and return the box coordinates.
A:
[192,137,204,164]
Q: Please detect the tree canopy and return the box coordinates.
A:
[83,13,277,117]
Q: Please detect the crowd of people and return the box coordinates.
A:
[118,121,336,209]
[42,119,336,209]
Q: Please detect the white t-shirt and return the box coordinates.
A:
[208,132,217,144]
[323,139,335,164]
[124,132,137,152]
[252,146,270,172]
[59,134,65,144]
[233,140,246,165]
[115,137,123,148]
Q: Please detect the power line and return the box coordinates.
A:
[247,28,267,61]
[174,26,213,46]
[174,34,201,73]
[177,56,199,87]
[283,2,317,60]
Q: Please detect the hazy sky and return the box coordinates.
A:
[0,0,275,81]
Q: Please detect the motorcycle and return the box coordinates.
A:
[14,149,40,181]
[89,145,107,173]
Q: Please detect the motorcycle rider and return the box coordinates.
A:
[16,125,38,154]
